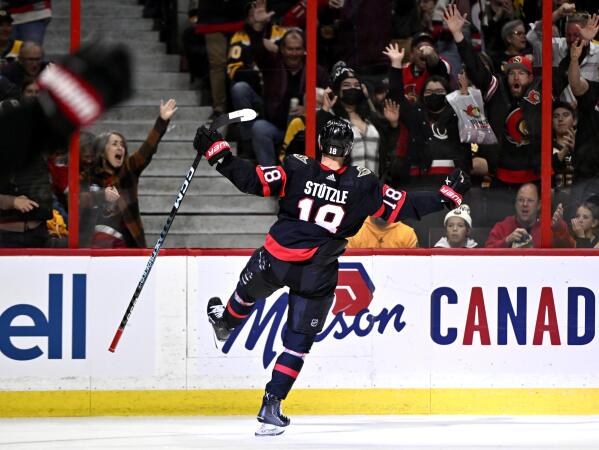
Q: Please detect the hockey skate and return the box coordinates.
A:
[255,392,290,436]
[207,297,232,346]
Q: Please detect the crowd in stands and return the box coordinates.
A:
[2,0,599,250]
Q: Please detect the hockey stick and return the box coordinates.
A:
[108,108,257,353]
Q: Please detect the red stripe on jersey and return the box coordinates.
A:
[274,363,299,379]
[255,166,271,197]
[279,167,288,198]
[496,168,539,184]
[264,234,318,262]
[372,204,385,218]
[227,302,249,319]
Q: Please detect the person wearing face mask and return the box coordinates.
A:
[81,99,177,248]
[316,61,400,180]
[384,43,471,188]
[384,42,472,245]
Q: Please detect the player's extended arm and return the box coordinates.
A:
[373,169,471,222]
[193,125,286,197]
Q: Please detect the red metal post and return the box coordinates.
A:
[68,0,81,248]
[540,0,553,247]
[305,0,317,158]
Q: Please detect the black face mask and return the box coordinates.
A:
[423,93,446,111]
[341,88,365,106]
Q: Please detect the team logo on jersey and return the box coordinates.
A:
[326,173,336,182]
[356,167,372,177]
[524,89,540,105]
[431,124,448,140]
[293,154,309,164]
[505,108,529,146]
[463,104,481,118]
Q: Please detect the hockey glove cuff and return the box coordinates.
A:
[438,169,471,208]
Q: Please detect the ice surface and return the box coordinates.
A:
[1,415,599,449]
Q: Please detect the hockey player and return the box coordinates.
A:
[193,118,470,436]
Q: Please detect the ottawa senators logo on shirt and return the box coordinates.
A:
[463,104,482,118]
[505,108,529,146]
[431,123,448,140]
[524,89,541,105]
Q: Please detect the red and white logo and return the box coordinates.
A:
[439,185,462,206]
[206,141,231,159]
[333,263,375,316]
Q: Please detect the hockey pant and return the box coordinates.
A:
[223,246,336,399]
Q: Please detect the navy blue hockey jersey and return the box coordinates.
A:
[217,153,445,261]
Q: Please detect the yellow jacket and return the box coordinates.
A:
[347,217,418,249]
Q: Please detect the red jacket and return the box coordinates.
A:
[485,215,574,248]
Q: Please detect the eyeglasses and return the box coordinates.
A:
[511,30,526,36]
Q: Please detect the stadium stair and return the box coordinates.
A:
[44,0,275,248]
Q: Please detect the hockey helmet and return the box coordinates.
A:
[318,118,354,157]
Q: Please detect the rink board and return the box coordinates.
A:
[1,253,599,416]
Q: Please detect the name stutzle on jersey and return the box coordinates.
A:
[304,181,348,205]
[216,153,449,262]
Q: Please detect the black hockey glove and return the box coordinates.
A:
[193,125,231,165]
[37,42,132,136]
[438,169,471,207]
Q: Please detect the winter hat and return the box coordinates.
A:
[331,61,358,92]
[444,204,472,228]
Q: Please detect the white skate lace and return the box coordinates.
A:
[209,304,225,319]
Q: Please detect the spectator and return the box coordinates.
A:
[0,8,22,67]
[1,41,45,89]
[570,200,599,248]
[226,3,287,157]
[347,216,418,249]
[82,99,177,248]
[551,100,576,189]
[434,204,478,248]
[566,39,599,184]
[446,5,543,225]
[0,98,52,247]
[186,0,248,120]
[527,9,599,100]
[234,0,328,166]
[5,0,52,45]
[384,43,471,185]
[401,31,450,102]
[485,183,573,248]
[20,75,37,98]
[492,19,532,72]
[317,61,399,178]
[481,0,516,54]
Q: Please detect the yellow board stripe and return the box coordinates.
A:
[2,389,599,417]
